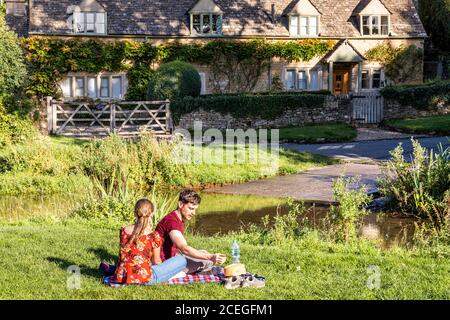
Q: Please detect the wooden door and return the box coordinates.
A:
[333,71,350,95]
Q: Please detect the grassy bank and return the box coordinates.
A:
[0,217,448,300]
[384,114,450,135]
[0,134,337,196]
[278,123,357,143]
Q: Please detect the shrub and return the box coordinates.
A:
[147,61,201,101]
[379,140,450,227]
[171,93,326,123]
[0,110,35,147]
[381,80,450,109]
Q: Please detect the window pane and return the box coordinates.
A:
[300,17,308,36]
[74,12,85,33]
[95,13,106,34]
[212,15,222,34]
[75,77,85,97]
[371,16,379,35]
[381,16,389,35]
[61,78,72,97]
[100,77,109,97]
[290,16,299,35]
[202,14,211,34]
[362,16,370,35]
[86,13,95,33]
[362,70,370,89]
[199,73,207,95]
[309,17,318,36]
[310,70,319,90]
[286,70,296,90]
[193,15,201,33]
[298,71,307,90]
[372,70,381,88]
[87,77,97,98]
[112,77,122,99]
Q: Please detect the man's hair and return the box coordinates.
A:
[179,189,201,205]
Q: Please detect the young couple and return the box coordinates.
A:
[104,189,227,285]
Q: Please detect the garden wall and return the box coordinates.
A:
[384,100,450,120]
[177,96,351,130]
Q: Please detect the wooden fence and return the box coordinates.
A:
[47,100,173,138]
[351,91,384,124]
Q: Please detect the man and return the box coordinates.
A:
[156,189,227,274]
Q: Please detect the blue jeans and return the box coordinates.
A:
[148,255,187,284]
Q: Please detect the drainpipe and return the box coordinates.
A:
[328,61,334,94]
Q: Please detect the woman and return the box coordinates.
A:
[111,198,187,285]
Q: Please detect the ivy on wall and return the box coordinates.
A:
[21,38,335,100]
[366,42,424,84]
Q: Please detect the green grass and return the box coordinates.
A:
[0,218,448,300]
[384,114,450,135]
[278,123,357,143]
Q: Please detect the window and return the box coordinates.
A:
[285,68,321,91]
[6,1,26,16]
[361,70,370,89]
[290,15,319,37]
[199,73,207,95]
[73,12,107,35]
[361,68,384,90]
[60,74,126,100]
[361,15,389,36]
[191,14,222,35]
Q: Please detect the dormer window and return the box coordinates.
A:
[189,0,223,36]
[287,0,321,37]
[289,16,319,37]
[358,0,391,36]
[72,0,107,35]
[361,15,389,35]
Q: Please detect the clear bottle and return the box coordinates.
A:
[231,240,240,264]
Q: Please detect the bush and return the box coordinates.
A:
[381,80,450,109]
[147,61,201,101]
[379,139,450,226]
[0,110,35,147]
[171,93,326,123]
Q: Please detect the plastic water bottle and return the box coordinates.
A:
[231,240,240,264]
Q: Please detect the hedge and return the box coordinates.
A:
[171,92,327,123]
[381,80,450,109]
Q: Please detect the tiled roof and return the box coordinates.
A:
[23,0,427,37]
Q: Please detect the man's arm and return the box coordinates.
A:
[169,230,226,264]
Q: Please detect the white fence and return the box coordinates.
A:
[47,100,173,138]
[351,92,384,124]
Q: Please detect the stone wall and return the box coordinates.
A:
[384,100,450,120]
[177,96,351,130]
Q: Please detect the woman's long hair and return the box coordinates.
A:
[128,199,154,245]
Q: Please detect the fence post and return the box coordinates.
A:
[110,103,116,134]
[46,97,53,134]
[165,99,173,134]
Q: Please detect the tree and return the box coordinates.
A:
[0,4,27,100]
[418,0,450,52]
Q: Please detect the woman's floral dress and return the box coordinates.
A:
[112,227,162,284]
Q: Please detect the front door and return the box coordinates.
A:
[333,71,350,95]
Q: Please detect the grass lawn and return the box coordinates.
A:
[384,114,450,135]
[0,218,448,300]
[277,123,357,143]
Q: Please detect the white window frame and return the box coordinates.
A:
[360,14,390,36]
[60,73,128,100]
[190,13,223,36]
[360,67,385,90]
[5,1,26,16]
[73,12,107,35]
[289,15,320,37]
[284,67,323,91]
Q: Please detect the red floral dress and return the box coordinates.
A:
[112,227,162,284]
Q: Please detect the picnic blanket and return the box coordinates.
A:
[103,272,225,287]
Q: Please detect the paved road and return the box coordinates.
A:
[282,136,450,161]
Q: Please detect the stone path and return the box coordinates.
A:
[354,128,428,142]
[206,163,382,203]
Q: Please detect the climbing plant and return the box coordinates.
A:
[366,42,424,84]
[21,38,335,99]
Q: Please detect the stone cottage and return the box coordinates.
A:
[5,0,427,99]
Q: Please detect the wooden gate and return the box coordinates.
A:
[48,100,173,138]
[351,92,384,124]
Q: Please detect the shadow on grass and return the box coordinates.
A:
[46,257,100,280]
[88,247,117,264]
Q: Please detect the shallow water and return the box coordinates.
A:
[0,192,417,248]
